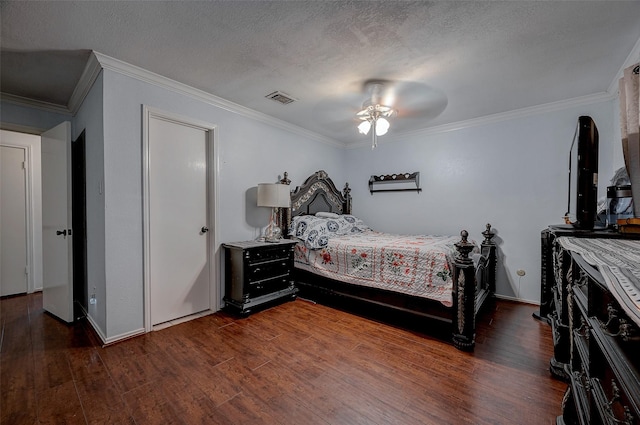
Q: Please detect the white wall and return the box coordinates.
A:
[100,69,344,339]
[344,98,620,303]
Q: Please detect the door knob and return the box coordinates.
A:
[201,226,209,233]
[56,229,67,237]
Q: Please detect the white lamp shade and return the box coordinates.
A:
[375,117,390,136]
[358,120,371,135]
[257,183,290,208]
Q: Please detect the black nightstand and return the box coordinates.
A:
[223,239,298,315]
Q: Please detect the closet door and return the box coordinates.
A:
[147,114,211,326]
[1,146,28,296]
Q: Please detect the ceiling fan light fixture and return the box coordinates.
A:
[375,117,389,136]
[358,120,371,135]
[356,103,395,148]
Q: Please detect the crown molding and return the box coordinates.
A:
[91,51,345,149]
[0,92,71,116]
[68,52,103,114]
[345,91,615,150]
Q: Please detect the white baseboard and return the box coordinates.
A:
[85,314,107,345]
[84,313,145,346]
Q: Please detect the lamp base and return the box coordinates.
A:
[264,228,282,243]
[263,209,283,242]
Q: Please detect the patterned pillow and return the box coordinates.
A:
[291,215,323,238]
[290,214,369,249]
[340,215,369,233]
[289,215,333,248]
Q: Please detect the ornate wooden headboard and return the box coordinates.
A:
[281,170,352,236]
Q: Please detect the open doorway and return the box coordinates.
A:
[72,131,87,320]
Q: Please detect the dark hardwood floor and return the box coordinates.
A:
[1,293,565,424]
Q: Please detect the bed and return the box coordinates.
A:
[281,170,497,351]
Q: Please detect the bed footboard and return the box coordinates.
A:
[452,224,496,351]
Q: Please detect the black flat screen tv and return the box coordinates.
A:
[573,116,599,229]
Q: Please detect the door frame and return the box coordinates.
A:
[142,106,219,332]
[0,144,29,295]
[0,133,38,294]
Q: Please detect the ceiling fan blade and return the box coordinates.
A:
[392,82,448,120]
[312,79,448,139]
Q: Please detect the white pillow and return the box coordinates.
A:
[315,211,339,219]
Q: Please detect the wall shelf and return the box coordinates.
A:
[368,172,421,194]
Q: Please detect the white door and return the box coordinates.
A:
[147,114,211,326]
[0,146,28,296]
[41,122,73,323]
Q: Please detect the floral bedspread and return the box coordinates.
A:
[293,230,469,306]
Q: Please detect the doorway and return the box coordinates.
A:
[1,125,87,321]
[143,107,218,329]
[72,131,87,319]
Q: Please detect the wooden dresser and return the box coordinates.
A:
[540,225,639,378]
[538,225,637,323]
[550,237,640,425]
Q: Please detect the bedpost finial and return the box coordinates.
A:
[455,230,474,264]
[482,223,495,245]
[280,171,291,185]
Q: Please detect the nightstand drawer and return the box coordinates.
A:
[249,275,291,298]
[248,259,291,282]
[246,246,292,264]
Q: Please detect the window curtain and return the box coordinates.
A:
[619,63,640,217]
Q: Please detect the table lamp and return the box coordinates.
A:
[257,183,290,242]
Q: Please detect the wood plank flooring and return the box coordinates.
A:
[1,293,566,424]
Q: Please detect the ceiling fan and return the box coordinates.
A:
[314,79,448,148]
[357,80,448,148]
[355,82,395,149]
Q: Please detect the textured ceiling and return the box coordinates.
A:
[1,1,640,146]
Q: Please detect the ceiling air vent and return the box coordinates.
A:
[265,91,297,105]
